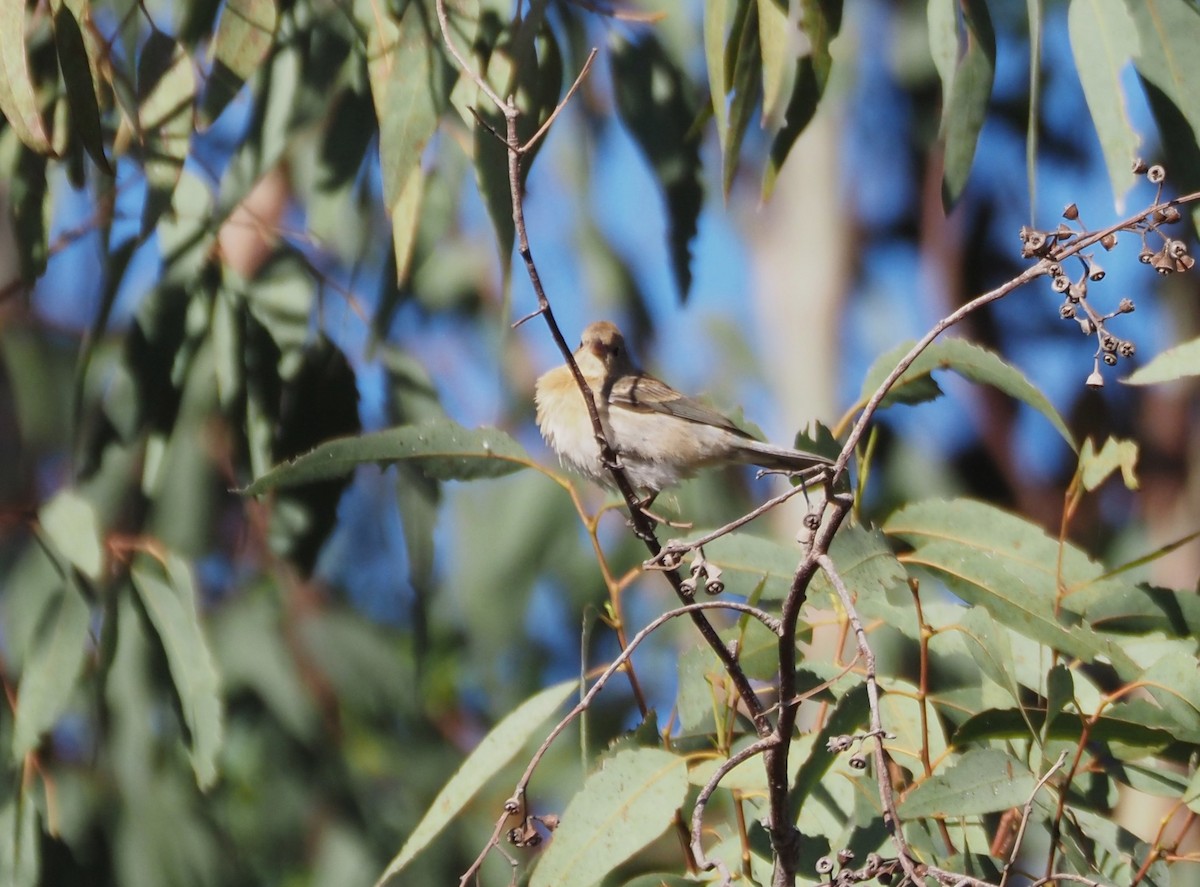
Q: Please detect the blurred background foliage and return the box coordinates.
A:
[1,0,1199,884]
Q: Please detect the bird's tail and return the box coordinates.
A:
[732,438,833,472]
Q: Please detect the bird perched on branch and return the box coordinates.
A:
[535,320,832,496]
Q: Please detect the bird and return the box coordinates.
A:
[534,320,832,497]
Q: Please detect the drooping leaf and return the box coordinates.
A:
[130,553,223,789]
[138,30,196,235]
[10,581,90,762]
[858,338,1075,449]
[1068,0,1140,210]
[529,748,689,887]
[373,680,577,886]
[38,488,103,581]
[1026,0,1042,213]
[611,34,704,301]
[937,0,996,207]
[0,796,39,887]
[952,702,1177,751]
[52,2,111,173]
[367,0,456,281]
[787,683,870,810]
[1124,334,1200,384]
[0,0,53,154]
[1126,0,1200,219]
[900,749,1035,817]
[201,0,278,126]
[722,0,760,197]
[763,0,842,196]
[243,419,532,495]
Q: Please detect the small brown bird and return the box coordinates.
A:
[535,321,831,495]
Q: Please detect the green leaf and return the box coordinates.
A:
[1139,652,1200,734]
[722,0,760,197]
[859,338,1075,449]
[952,703,1176,751]
[757,0,792,132]
[788,683,870,810]
[1184,767,1200,815]
[53,2,111,173]
[130,553,223,789]
[696,523,905,602]
[210,590,318,742]
[38,488,103,581]
[704,0,731,155]
[0,797,39,887]
[367,0,455,278]
[885,499,1141,680]
[900,749,1034,817]
[138,31,196,235]
[937,0,995,207]
[1080,582,1200,637]
[373,679,577,887]
[529,748,689,887]
[1026,0,1042,213]
[1124,334,1200,384]
[0,0,53,154]
[243,419,531,495]
[201,0,278,126]
[1076,436,1139,491]
[1126,0,1200,217]
[611,34,704,301]
[762,0,842,197]
[1068,0,1140,209]
[11,582,90,762]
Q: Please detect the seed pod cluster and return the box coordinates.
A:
[1025,161,1193,388]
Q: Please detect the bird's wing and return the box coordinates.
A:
[609,373,749,436]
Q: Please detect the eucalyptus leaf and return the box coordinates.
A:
[529,748,688,887]
[244,420,531,494]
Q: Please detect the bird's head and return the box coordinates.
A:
[577,321,634,376]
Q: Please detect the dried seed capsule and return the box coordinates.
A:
[1178,254,1196,271]
[1063,203,1079,220]
[1118,340,1136,358]
[1118,298,1135,313]
[848,755,867,770]
[1152,250,1176,274]
[1103,352,1118,366]
[837,849,856,865]
[1088,262,1106,282]
[816,857,835,875]
[1051,275,1070,293]
[1132,158,1149,174]
[1147,165,1166,183]
[1169,240,1189,259]
[1138,246,1154,264]
[1046,262,1063,277]
[1162,206,1181,224]
[1086,369,1104,388]
[1059,303,1076,319]
[1101,232,1118,250]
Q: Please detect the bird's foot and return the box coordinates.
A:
[633,494,692,529]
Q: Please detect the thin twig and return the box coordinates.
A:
[456,599,781,886]
[691,734,781,881]
[817,553,922,884]
[1000,750,1068,887]
[519,49,598,155]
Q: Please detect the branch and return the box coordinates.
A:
[816,553,921,883]
[457,600,781,886]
